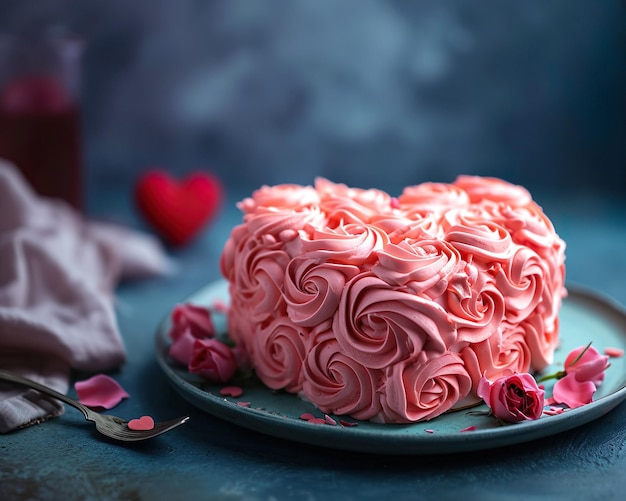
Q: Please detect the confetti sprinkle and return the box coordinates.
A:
[236,402,251,408]
[220,386,244,398]
[340,420,358,427]
[460,426,476,432]
[299,413,316,421]
[324,415,337,426]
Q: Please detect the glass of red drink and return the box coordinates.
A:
[0,34,83,210]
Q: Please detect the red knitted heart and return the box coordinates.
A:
[135,170,222,246]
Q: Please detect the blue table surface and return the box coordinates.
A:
[2,185,626,500]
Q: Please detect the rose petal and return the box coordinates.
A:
[75,374,129,409]
[605,347,624,358]
[552,373,597,409]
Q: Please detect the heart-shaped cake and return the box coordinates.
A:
[219,176,566,423]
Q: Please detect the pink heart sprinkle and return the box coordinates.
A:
[236,402,251,408]
[128,415,155,431]
[299,413,316,421]
[220,386,243,398]
[460,425,476,432]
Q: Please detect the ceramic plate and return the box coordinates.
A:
[155,280,626,454]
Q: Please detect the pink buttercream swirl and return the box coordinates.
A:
[372,238,463,298]
[301,222,389,265]
[251,316,308,393]
[398,182,470,212]
[284,256,360,327]
[316,178,393,226]
[453,175,532,207]
[333,273,456,369]
[380,351,472,422]
[301,328,384,421]
[461,321,533,391]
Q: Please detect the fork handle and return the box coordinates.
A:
[0,369,91,420]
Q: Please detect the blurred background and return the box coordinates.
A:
[0,0,624,203]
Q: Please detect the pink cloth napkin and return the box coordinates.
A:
[0,160,172,432]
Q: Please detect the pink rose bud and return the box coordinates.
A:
[169,303,215,342]
[563,345,609,386]
[188,338,237,383]
[478,373,545,423]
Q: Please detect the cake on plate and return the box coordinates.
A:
[219,176,566,423]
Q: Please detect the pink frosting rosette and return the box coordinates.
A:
[229,234,290,324]
[461,321,533,390]
[398,182,470,212]
[372,238,463,298]
[380,350,472,423]
[283,256,361,327]
[523,311,559,371]
[316,178,393,226]
[438,268,506,345]
[371,209,442,243]
[238,183,320,215]
[495,245,547,323]
[301,222,389,266]
[251,316,308,393]
[300,328,384,421]
[453,175,532,207]
[444,219,514,265]
[333,273,456,369]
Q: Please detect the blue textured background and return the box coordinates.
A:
[1,0,624,197]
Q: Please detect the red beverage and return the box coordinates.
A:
[0,75,82,209]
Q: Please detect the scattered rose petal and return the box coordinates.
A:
[75,374,129,409]
[424,429,435,434]
[300,413,316,421]
[460,426,476,432]
[220,386,244,398]
[236,402,251,408]
[324,415,337,426]
[605,347,624,358]
[552,372,597,409]
[340,420,358,427]
[128,415,155,431]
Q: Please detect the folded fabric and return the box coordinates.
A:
[0,159,173,433]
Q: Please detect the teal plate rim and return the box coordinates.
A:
[155,280,626,455]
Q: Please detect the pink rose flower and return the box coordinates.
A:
[563,344,609,386]
[478,372,545,422]
[188,338,238,383]
[168,303,217,365]
[169,303,215,342]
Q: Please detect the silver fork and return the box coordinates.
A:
[0,369,189,441]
